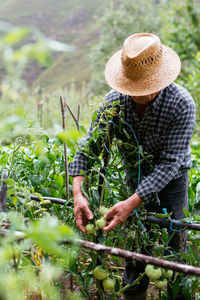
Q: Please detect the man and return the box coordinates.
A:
[69,33,196,299]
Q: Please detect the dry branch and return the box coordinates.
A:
[77,103,80,125]
[1,227,200,276]
[10,194,68,205]
[16,193,200,231]
[73,239,200,276]
[143,215,200,231]
[65,99,80,131]
[60,96,73,291]
[1,229,25,239]
[0,171,8,212]
[29,195,67,205]
[8,191,200,231]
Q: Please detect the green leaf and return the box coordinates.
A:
[183,207,190,217]
[4,26,30,45]
[92,126,99,140]
[79,125,87,135]
[55,175,64,189]
[85,277,93,290]
[26,216,76,256]
[92,110,98,124]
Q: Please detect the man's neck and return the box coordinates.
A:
[135,102,149,118]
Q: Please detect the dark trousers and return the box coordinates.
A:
[123,172,189,299]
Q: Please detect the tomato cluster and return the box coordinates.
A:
[145,264,173,289]
[93,265,116,291]
[85,206,116,291]
[86,206,109,234]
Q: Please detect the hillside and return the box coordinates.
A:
[0,0,109,91]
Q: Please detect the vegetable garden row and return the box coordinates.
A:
[0,98,200,299]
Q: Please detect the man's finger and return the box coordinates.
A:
[83,206,93,220]
[76,217,86,233]
[103,218,118,232]
[104,207,115,220]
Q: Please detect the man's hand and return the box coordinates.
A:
[103,193,142,232]
[73,176,93,233]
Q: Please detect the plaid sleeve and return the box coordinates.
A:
[136,96,196,203]
[68,146,89,176]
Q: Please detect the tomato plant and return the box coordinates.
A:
[0,114,199,299]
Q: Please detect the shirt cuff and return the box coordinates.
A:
[68,153,88,176]
[136,183,160,204]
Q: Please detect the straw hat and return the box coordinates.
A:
[105,33,181,96]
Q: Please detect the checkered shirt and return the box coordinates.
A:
[69,83,196,203]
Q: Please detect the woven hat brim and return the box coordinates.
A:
[105,45,181,96]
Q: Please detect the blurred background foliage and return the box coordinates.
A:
[0,0,199,132]
[0,0,199,299]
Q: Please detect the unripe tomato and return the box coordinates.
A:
[145,264,162,280]
[86,223,96,234]
[164,269,173,279]
[99,206,109,216]
[154,278,168,289]
[102,277,115,290]
[95,217,107,229]
[93,265,108,280]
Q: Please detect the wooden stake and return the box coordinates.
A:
[13,193,200,232]
[0,171,8,212]
[60,96,69,200]
[60,96,73,291]
[73,239,200,276]
[1,228,200,277]
[65,100,80,131]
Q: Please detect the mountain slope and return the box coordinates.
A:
[0,0,108,91]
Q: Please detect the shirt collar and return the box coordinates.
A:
[126,87,166,115]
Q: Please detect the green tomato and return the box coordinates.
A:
[154,278,168,289]
[164,269,173,279]
[102,277,115,290]
[99,206,109,216]
[93,265,108,280]
[145,264,162,280]
[95,217,107,229]
[86,223,96,234]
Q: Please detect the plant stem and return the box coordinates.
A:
[162,231,176,258]
[100,180,106,206]
[108,273,145,300]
